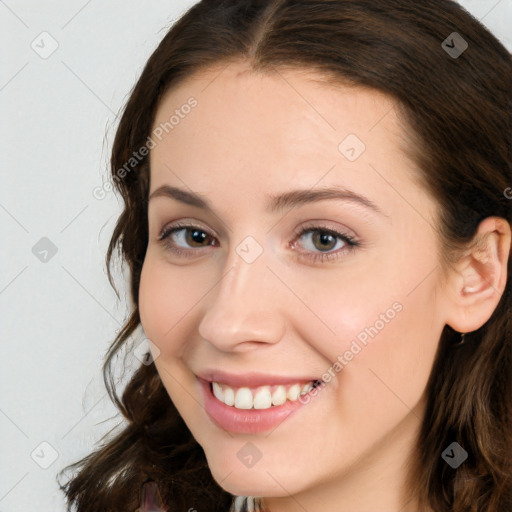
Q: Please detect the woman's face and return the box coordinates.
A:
[139,60,449,507]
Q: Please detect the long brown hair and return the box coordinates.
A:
[58,1,512,510]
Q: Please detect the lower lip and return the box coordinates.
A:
[198,378,321,434]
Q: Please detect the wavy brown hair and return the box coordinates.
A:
[58,1,512,511]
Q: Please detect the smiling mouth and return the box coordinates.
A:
[198,375,325,434]
[209,379,323,410]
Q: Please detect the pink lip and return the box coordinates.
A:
[198,377,322,434]
[196,369,321,388]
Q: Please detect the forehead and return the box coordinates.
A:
[148,60,430,219]
[151,61,405,151]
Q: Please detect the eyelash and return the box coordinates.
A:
[157,221,360,263]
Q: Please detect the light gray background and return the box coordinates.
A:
[1,1,511,510]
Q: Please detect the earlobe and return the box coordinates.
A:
[445,217,511,334]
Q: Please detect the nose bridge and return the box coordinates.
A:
[198,235,286,350]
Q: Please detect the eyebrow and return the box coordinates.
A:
[148,185,385,216]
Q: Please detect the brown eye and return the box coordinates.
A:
[292,225,359,263]
[310,231,338,252]
[158,223,217,257]
[182,227,213,247]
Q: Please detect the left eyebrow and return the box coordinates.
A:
[148,185,386,216]
[266,186,385,216]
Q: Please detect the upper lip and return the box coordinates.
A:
[196,369,321,388]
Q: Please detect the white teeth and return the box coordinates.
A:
[253,386,272,409]
[223,386,235,406]
[287,383,301,401]
[212,381,223,401]
[234,388,253,409]
[211,380,319,410]
[301,383,314,395]
[271,385,287,406]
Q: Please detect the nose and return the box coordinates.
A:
[197,241,287,353]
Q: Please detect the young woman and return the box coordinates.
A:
[58,1,512,511]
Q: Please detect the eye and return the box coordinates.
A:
[157,221,359,262]
[157,222,217,258]
[291,224,359,263]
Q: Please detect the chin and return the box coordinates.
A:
[207,459,301,498]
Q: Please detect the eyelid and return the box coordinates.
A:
[291,219,357,240]
[157,219,215,241]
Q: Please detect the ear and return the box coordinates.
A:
[444,216,511,333]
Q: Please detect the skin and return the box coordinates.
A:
[138,60,510,512]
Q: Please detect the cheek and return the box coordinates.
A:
[139,249,236,366]
[334,289,438,427]
[278,258,406,363]
[138,252,203,355]
[290,257,440,407]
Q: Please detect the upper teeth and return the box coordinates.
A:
[211,381,317,410]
